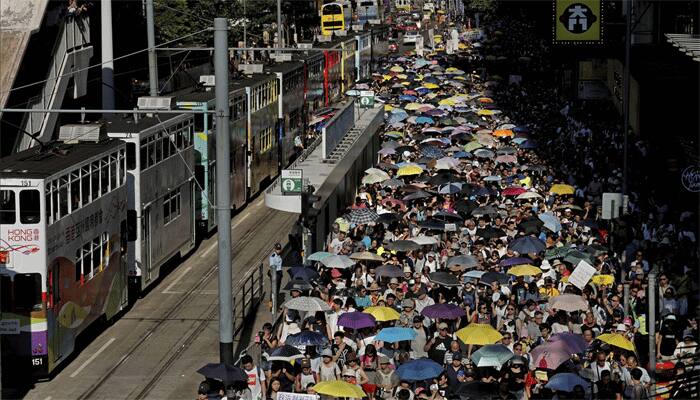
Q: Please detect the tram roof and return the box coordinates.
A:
[104,112,188,136]
[173,73,277,104]
[0,139,123,179]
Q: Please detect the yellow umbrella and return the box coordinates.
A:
[438,98,456,106]
[453,75,466,81]
[423,83,439,89]
[401,81,411,86]
[415,74,424,81]
[396,74,408,80]
[464,141,483,152]
[550,184,575,195]
[390,65,404,73]
[597,333,635,351]
[477,109,495,116]
[384,130,404,137]
[382,74,392,81]
[384,104,394,112]
[507,265,542,277]
[456,323,503,345]
[397,165,424,177]
[591,274,615,286]
[364,306,400,321]
[313,380,366,398]
[405,103,422,111]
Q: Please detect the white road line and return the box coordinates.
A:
[232,213,250,228]
[200,242,217,258]
[43,396,52,400]
[69,338,116,378]
[161,266,192,294]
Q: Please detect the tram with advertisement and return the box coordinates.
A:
[0,138,128,376]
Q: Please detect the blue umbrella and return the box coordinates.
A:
[512,137,528,144]
[285,331,328,347]
[471,187,492,197]
[545,373,590,392]
[289,266,319,281]
[416,88,431,95]
[308,251,332,262]
[513,126,529,132]
[538,213,562,233]
[439,183,462,194]
[375,327,417,343]
[463,270,486,281]
[509,235,546,254]
[471,344,515,369]
[499,257,533,267]
[399,95,417,102]
[482,175,502,182]
[396,358,443,381]
[453,151,472,158]
[415,116,435,125]
[519,140,538,149]
[420,146,444,158]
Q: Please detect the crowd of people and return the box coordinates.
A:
[197,12,698,400]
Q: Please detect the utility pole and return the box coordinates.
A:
[101,0,115,110]
[214,17,234,366]
[621,0,633,198]
[647,268,657,382]
[277,0,283,54]
[146,0,159,96]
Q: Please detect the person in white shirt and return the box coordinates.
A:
[242,355,266,400]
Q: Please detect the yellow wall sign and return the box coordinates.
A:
[554,0,602,43]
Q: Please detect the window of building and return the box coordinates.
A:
[19,189,41,224]
[100,158,109,196]
[81,166,91,205]
[163,189,181,225]
[109,155,118,191]
[0,190,16,224]
[59,176,69,218]
[70,171,81,212]
[91,161,100,202]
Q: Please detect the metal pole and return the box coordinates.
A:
[621,0,633,197]
[647,268,657,382]
[0,108,212,114]
[146,0,159,96]
[623,283,630,317]
[277,0,283,54]
[243,0,247,55]
[214,17,234,366]
[101,0,115,110]
[271,260,278,321]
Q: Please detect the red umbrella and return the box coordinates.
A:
[502,187,527,196]
[381,198,407,211]
[403,89,418,96]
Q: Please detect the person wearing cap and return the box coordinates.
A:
[373,354,399,399]
[425,322,453,365]
[354,285,372,308]
[269,243,283,301]
[411,315,430,358]
[673,330,698,360]
[319,348,341,382]
[295,357,318,392]
[445,351,467,387]
[413,287,435,313]
[385,277,400,296]
[196,380,211,400]
[399,299,417,327]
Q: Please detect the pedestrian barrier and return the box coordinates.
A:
[232,262,266,337]
[321,99,356,159]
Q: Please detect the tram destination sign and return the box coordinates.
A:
[281,169,303,195]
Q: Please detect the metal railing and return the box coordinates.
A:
[232,262,266,337]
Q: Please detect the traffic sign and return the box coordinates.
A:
[359,90,375,108]
[281,169,303,195]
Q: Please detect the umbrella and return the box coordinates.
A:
[376,213,401,225]
[434,157,460,170]
[496,146,517,154]
[538,213,562,232]
[507,265,542,277]
[375,264,405,278]
[499,257,533,267]
[457,382,493,398]
[415,116,435,124]
[284,296,331,312]
[549,294,589,312]
[564,250,594,266]
[520,140,538,149]
[350,251,384,262]
[285,331,328,347]
[476,226,506,240]
[397,165,424,177]
[421,146,445,158]
[338,311,376,330]
[364,306,400,322]
[530,341,572,370]
[472,205,499,217]
[390,65,405,72]
[438,183,462,194]
[267,345,304,362]
[502,187,527,196]
[308,251,333,262]
[428,271,461,287]
[463,270,486,280]
[289,266,319,281]
[471,344,515,369]
[480,271,509,285]
[283,277,314,291]
[385,240,421,252]
[474,149,495,158]
[548,332,589,354]
[383,178,405,188]
[464,141,484,152]
[419,220,446,231]
[362,172,389,184]
[545,246,573,260]
[495,154,517,164]
[482,175,502,182]
[375,327,417,343]
[550,184,575,195]
[346,209,379,225]
[509,235,545,254]
[545,373,590,393]
[421,303,466,319]
[197,363,247,384]
[313,380,366,398]
[320,255,355,269]
[447,255,479,269]
[395,358,444,381]
[433,211,463,222]
[596,333,635,351]
[456,323,503,345]
[412,235,439,245]
[516,191,543,200]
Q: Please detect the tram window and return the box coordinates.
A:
[75,248,82,282]
[0,190,16,224]
[14,273,42,312]
[81,167,91,205]
[119,152,126,185]
[161,136,170,159]
[0,275,11,312]
[91,237,100,277]
[127,142,137,170]
[100,158,109,195]
[59,179,68,218]
[45,192,51,224]
[147,140,156,168]
[82,242,91,278]
[19,190,41,224]
[110,157,118,190]
[70,172,81,212]
[91,162,100,201]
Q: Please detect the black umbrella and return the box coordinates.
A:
[419,220,446,231]
[480,271,509,285]
[476,227,507,240]
[428,271,461,287]
[471,205,499,217]
[283,277,314,291]
[428,173,460,186]
[267,345,304,362]
[454,199,478,214]
[376,213,401,224]
[375,264,405,278]
[518,217,542,235]
[403,190,432,201]
[197,363,248,384]
[457,381,496,399]
[395,145,415,154]
[378,162,399,170]
[385,240,421,252]
[432,210,463,221]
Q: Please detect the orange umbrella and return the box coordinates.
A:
[493,129,514,137]
[478,97,494,103]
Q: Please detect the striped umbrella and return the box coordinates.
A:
[346,209,379,225]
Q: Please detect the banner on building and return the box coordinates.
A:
[553,0,603,44]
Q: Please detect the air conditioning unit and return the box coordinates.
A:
[316,35,332,42]
[271,53,292,62]
[137,96,174,110]
[199,75,215,86]
[59,124,106,143]
[238,64,264,74]
[297,43,313,49]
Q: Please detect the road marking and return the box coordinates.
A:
[161,266,192,294]
[43,397,52,400]
[200,242,217,258]
[70,338,116,378]
[232,213,250,228]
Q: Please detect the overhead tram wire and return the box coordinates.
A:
[0,28,212,97]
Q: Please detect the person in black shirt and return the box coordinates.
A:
[426,322,453,364]
[594,370,621,400]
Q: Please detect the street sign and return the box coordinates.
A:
[281,169,303,195]
[601,192,628,219]
[359,90,375,108]
[554,0,603,44]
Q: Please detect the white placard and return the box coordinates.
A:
[445,223,456,232]
[568,260,596,290]
[277,392,319,400]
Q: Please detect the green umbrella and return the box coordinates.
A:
[308,251,333,262]
[544,246,571,260]
[564,250,594,266]
[471,344,515,369]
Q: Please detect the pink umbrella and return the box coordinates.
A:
[548,332,589,354]
[495,154,518,164]
[502,187,527,196]
[529,341,572,370]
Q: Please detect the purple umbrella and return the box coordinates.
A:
[338,311,376,330]
[421,303,466,320]
[499,257,533,267]
[548,332,589,354]
[530,340,574,370]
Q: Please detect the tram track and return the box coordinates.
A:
[75,207,283,400]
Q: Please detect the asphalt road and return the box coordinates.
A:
[20,195,297,400]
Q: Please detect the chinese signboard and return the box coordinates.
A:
[554,0,602,44]
[359,91,375,108]
[281,169,303,195]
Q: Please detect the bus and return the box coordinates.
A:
[357,0,381,25]
[0,138,129,376]
[321,2,350,36]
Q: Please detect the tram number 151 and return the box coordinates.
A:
[32,357,43,366]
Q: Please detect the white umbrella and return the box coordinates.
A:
[412,235,439,246]
[516,191,543,200]
[284,296,331,312]
[320,255,355,269]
